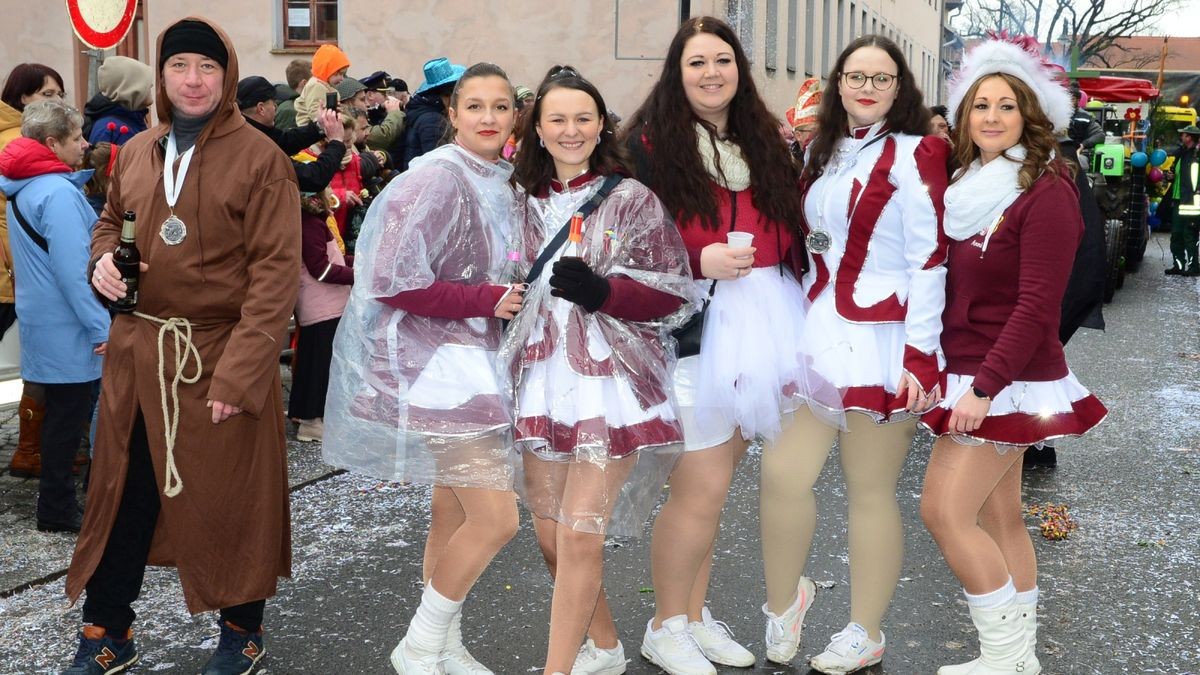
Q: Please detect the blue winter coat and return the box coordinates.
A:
[0,169,110,383]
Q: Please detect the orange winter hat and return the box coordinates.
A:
[311,44,350,82]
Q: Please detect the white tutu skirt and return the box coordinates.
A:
[919,371,1107,446]
[682,267,840,445]
[515,301,682,537]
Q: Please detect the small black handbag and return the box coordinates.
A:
[671,279,715,358]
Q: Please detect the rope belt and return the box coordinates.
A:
[133,312,203,498]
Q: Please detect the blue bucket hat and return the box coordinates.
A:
[415,57,466,94]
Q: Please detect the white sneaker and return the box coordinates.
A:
[443,644,493,675]
[688,607,755,667]
[640,615,717,675]
[390,637,446,674]
[809,623,885,674]
[570,638,627,675]
[763,576,817,664]
[296,417,324,442]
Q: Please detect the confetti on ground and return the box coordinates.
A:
[1024,502,1079,540]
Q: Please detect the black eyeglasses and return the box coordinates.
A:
[841,71,898,91]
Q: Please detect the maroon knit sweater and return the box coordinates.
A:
[941,167,1082,397]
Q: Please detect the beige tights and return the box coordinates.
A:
[920,437,1035,594]
[760,408,915,641]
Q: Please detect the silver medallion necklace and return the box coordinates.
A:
[808,122,890,255]
[161,132,195,246]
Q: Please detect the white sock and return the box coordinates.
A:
[405,583,463,657]
[1014,586,1039,607]
[446,609,465,651]
[964,578,1016,609]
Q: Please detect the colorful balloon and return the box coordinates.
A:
[1150,149,1168,167]
[1131,151,1149,168]
[1149,167,1164,182]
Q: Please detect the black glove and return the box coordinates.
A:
[549,257,610,313]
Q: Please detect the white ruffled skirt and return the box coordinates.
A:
[800,290,914,422]
[515,300,682,537]
[919,371,1107,447]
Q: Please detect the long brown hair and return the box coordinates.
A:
[513,65,628,195]
[619,16,802,232]
[949,72,1072,189]
[804,35,930,182]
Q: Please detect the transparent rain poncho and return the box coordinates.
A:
[496,176,698,536]
[323,144,520,491]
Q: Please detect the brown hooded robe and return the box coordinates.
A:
[66,17,300,614]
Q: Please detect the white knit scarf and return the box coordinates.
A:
[943,145,1026,241]
[696,123,751,191]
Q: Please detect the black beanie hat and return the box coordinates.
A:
[237,76,276,109]
[159,20,229,71]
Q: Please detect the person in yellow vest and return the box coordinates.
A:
[1164,124,1200,276]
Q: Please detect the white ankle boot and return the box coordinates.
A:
[937,600,1039,675]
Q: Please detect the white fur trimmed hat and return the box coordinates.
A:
[947,38,1073,133]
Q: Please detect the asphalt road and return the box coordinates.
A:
[1,233,1196,674]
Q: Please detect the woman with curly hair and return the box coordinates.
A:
[621,16,821,675]
[761,34,951,673]
[920,38,1106,675]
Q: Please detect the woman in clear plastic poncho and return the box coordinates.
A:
[322,63,525,675]
[499,66,695,675]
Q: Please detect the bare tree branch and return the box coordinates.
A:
[952,0,1182,70]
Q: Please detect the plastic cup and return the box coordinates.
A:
[726,232,754,248]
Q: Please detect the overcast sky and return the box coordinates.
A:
[1147,1,1200,36]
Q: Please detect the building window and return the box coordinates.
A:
[849,2,856,39]
[822,0,832,75]
[787,0,799,72]
[804,0,815,75]
[837,0,846,55]
[284,0,338,46]
[766,0,779,71]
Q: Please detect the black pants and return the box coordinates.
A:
[287,317,340,420]
[82,414,265,635]
[35,380,96,524]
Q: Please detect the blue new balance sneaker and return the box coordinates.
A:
[62,625,138,674]
[200,621,266,675]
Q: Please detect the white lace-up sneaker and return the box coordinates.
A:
[687,607,756,667]
[809,622,885,674]
[390,638,446,674]
[640,615,717,675]
[443,612,492,675]
[570,638,627,675]
[442,645,492,675]
[763,576,817,664]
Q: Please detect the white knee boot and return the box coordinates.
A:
[937,600,1039,675]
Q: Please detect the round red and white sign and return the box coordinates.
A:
[66,0,138,50]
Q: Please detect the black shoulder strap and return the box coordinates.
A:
[525,174,624,286]
[8,194,49,253]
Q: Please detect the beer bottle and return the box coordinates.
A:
[111,210,140,313]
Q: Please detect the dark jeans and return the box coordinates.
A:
[35,380,96,524]
[82,414,265,635]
